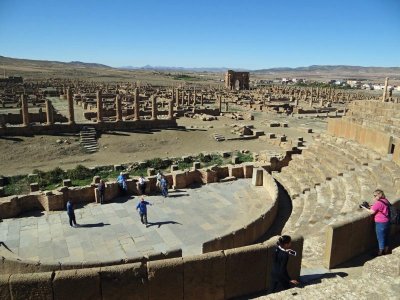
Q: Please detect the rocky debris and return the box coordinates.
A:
[230,124,254,136]
[194,113,218,121]
[219,176,236,182]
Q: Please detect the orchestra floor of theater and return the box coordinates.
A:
[0,179,271,263]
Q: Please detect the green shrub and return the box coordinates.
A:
[147,158,169,170]
[66,165,93,180]
[4,177,30,196]
[178,161,192,170]
[236,152,253,163]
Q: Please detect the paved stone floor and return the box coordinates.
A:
[0,179,270,263]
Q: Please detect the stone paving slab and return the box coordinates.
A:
[0,179,272,263]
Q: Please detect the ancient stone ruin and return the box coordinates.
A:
[224,70,250,90]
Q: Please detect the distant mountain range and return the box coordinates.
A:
[253,65,400,74]
[1,55,399,75]
[0,56,111,69]
[119,65,243,72]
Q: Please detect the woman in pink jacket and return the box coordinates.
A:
[363,189,391,255]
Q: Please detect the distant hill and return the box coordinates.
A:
[0,56,111,69]
[0,55,399,83]
[119,65,247,72]
[253,65,400,74]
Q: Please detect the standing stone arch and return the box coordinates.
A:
[224,70,250,90]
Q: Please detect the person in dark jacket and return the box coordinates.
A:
[97,180,105,204]
[66,200,77,227]
[270,235,299,293]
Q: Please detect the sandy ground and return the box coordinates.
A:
[0,106,327,176]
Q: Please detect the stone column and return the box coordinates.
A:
[225,101,229,111]
[187,92,191,106]
[294,98,299,106]
[21,94,29,126]
[175,89,180,107]
[45,99,54,125]
[382,77,389,102]
[151,96,157,120]
[168,99,173,120]
[200,93,204,106]
[319,98,323,107]
[171,88,175,103]
[96,90,103,123]
[67,88,75,124]
[218,95,222,112]
[116,94,122,121]
[134,88,140,120]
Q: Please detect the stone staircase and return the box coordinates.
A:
[272,133,400,268]
[262,247,400,299]
[80,126,99,153]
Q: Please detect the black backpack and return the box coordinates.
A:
[378,199,400,225]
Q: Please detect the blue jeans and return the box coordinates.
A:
[161,187,168,197]
[375,222,390,250]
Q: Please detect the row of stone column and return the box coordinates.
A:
[19,87,174,127]
[96,88,174,122]
[171,88,205,107]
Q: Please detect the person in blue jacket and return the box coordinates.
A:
[136,197,152,225]
[117,172,127,193]
[66,200,77,227]
[160,176,168,198]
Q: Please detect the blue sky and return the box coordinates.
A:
[0,0,399,69]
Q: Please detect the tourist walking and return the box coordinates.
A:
[97,179,105,204]
[136,197,152,225]
[66,200,77,227]
[362,189,391,255]
[138,175,146,195]
[160,176,168,197]
[270,235,299,293]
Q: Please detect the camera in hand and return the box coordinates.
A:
[359,201,370,209]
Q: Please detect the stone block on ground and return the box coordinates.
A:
[147,168,156,176]
[30,183,39,192]
[63,179,72,187]
[253,130,265,137]
[231,156,240,164]
[193,162,201,170]
[114,165,123,171]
